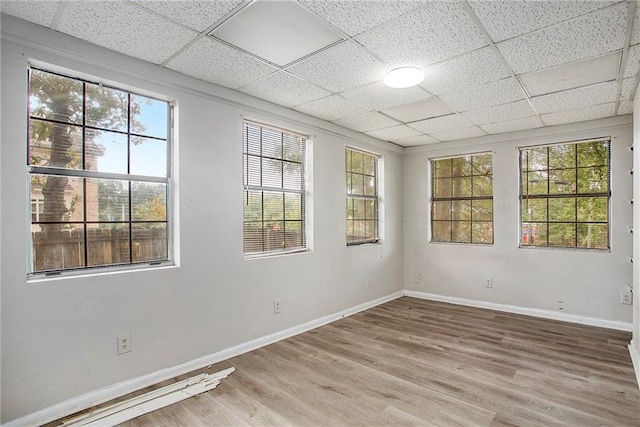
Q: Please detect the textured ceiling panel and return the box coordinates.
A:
[469,0,618,43]
[365,124,422,142]
[619,99,634,115]
[541,102,616,126]
[356,2,486,67]
[133,0,244,32]
[211,0,342,66]
[58,1,197,64]
[341,82,429,111]
[531,81,618,115]
[0,1,59,27]
[462,100,536,126]
[333,111,400,132]
[382,97,453,123]
[440,78,524,112]
[421,46,510,96]
[497,3,628,75]
[519,52,620,97]
[239,72,330,108]
[394,134,440,146]
[300,0,426,37]
[429,126,486,142]
[293,95,369,122]
[621,78,636,100]
[166,37,277,89]
[409,113,475,134]
[286,41,389,93]
[624,43,640,78]
[481,116,543,135]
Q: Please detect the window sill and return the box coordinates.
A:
[518,245,611,253]
[27,261,176,283]
[244,248,310,260]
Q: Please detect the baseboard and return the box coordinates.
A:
[629,340,640,391]
[3,291,403,427]
[404,290,633,332]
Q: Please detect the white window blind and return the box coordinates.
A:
[243,121,307,256]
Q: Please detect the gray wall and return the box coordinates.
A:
[0,16,404,423]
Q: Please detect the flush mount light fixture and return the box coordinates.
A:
[383,67,425,89]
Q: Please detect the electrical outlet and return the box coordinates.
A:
[621,286,633,305]
[273,299,281,314]
[485,278,493,288]
[117,334,131,355]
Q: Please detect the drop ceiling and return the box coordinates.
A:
[2,0,639,147]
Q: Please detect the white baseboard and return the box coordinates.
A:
[404,290,633,332]
[629,340,640,392]
[4,291,403,427]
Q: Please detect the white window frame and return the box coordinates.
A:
[346,147,380,246]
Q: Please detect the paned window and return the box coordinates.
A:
[431,153,493,244]
[346,148,379,245]
[520,139,610,249]
[28,68,171,275]
[243,121,307,256]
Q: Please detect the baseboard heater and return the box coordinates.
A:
[61,367,235,426]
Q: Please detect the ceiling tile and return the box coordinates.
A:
[621,78,636,100]
[409,113,474,134]
[333,111,400,132]
[497,3,628,75]
[300,0,426,37]
[0,1,59,27]
[239,72,330,108]
[541,103,616,126]
[365,125,422,142]
[439,78,524,112]
[133,0,244,32]
[469,0,619,43]
[382,97,453,123]
[421,46,510,96]
[394,134,440,147]
[58,1,197,64]
[293,95,369,122]
[341,82,429,111]
[480,116,543,135]
[429,126,486,142]
[519,52,620,96]
[624,44,640,78]
[211,0,342,66]
[531,81,618,115]
[356,2,486,67]
[619,99,634,115]
[463,100,535,125]
[286,41,389,93]
[166,37,277,89]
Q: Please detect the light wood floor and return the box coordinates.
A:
[59,297,640,426]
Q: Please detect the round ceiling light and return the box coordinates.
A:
[383,67,425,89]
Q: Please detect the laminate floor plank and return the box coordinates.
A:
[51,297,638,426]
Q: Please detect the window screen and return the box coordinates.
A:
[243,121,307,256]
[520,138,610,249]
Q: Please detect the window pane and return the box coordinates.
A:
[351,173,364,196]
[433,177,452,198]
[86,83,128,132]
[32,224,85,271]
[131,95,168,139]
[85,129,128,174]
[549,223,576,247]
[262,158,283,188]
[522,222,547,246]
[548,169,576,194]
[432,221,452,242]
[86,178,130,222]
[132,223,167,262]
[452,176,471,197]
[283,134,302,163]
[472,175,492,197]
[452,200,471,221]
[283,162,302,190]
[522,199,547,222]
[131,182,167,221]
[285,193,302,220]
[577,166,608,193]
[244,191,262,222]
[245,155,261,186]
[285,221,303,247]
[433,159,452,178]
[131,136,167,177]
[30,69,83,124]
[453,221,471,242]
[87,224,130,267]
[364,175,376,196]
[472,200,492,221]
[29,120,83,169]
[577,141,608,167]
[264,192,284,222]
[452,156,471,176]
[365,200,376,221]
[262,128,282,159]
[31,174,84,224]
[524,147,548,171]
[244,124,261,155]
[548,198,575,222]
[577,224,608,249]
[472,222,493,244]
[577,197,608,222]
[433,201,451,221]
[363,155,375,175]
[472,153,492,175]
[549,144,575,169]
[526,171,548,195]
[350,151,364,174]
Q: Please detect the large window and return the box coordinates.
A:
[431,153,493,244]
[346,148,379,245]
[243,121,307,256]
[28,68,171,275]
[520,138,610,249]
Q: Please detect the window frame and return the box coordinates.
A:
[519,137,611,251]
[27,66,174,278]
[346,147,380,246]
[429,152,494,245]
[242,120,309,258]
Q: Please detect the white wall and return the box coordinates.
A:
[403,117,634,323]
[632,87,640,364]
[0,16,404,423]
